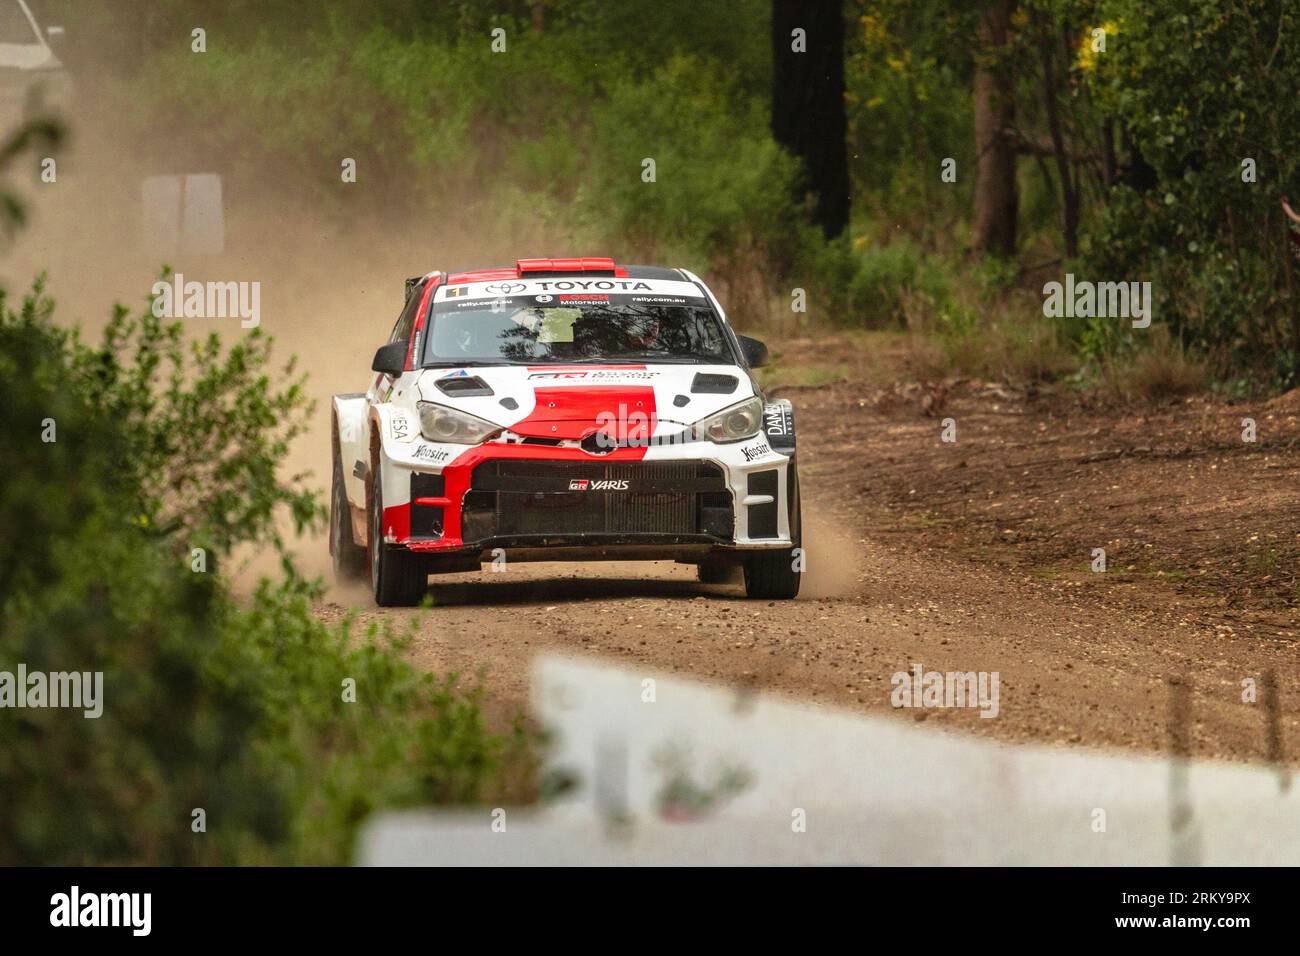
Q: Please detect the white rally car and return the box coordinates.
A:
[330,258,801,606]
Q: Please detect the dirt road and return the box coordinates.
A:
[15,98,1294,768]
[2,78,1286,829]
[318,336,1300,766]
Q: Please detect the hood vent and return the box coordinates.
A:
[435,375,494,397]
[690,372,738,394]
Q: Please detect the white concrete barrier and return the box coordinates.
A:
[359,656,1298,865]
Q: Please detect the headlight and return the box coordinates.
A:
[416,401,503,444]
[691,396,763,443]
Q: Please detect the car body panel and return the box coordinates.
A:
[331,262,798,570]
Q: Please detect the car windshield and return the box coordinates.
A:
[421,302,733,365]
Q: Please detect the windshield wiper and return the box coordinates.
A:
[422,354,725,367]
[422,360,517,368]
[607,351,723,364]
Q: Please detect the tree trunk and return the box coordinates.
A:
[771,0,849,239]
[1282,209,1300,356]
[1101,120,1116,188]
[1039,19,1078,258]
[972,0,1018,256]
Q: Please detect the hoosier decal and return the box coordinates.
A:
[412,444,450,463]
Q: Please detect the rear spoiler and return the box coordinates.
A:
[405,271,442,302]
[517,257,616,277]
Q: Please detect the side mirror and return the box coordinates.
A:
[372,340,408,376]
[737,334,769,368]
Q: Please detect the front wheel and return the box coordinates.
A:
[743,459,802,600]
[330,454,367,581]
[369,465,427,607]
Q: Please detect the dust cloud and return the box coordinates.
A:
[3,94,560,595]
[6,94,859,605]
[799,507,863,599]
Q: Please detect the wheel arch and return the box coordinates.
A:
[331,392,371,544]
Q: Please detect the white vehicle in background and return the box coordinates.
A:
[330,257,803,606]
[0,0,68,132]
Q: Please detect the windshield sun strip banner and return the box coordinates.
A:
[434,277,707,305]
[436,294,707,312]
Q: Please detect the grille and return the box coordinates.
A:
[466,460,729,539]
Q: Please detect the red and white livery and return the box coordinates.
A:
[330,258,801,605]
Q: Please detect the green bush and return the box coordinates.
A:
[79,0,1300,388]
[846,0,976,235]
[1081,0,1300,384]
[118,8,802,309]
[797,235,953,328]
[581,54,803,270]
[0,281,529,865]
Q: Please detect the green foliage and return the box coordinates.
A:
[846,0,977,236]
[906,293,1078,385]
[1082,0,1300,381]
[117,3,793,303]
[581,55,802,270]
[0,283,528,865]
[87,0,1299,387]
[60,273,321,569]
[800,235,952,328]
[0,118,63,240]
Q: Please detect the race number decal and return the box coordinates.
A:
[763,401,795,452]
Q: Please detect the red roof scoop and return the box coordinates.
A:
[516,257,617,277]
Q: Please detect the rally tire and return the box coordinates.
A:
[743,459,802,600]
[330,454,367,581]
[369,467,426,607]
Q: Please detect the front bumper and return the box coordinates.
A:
[376,435,795,559]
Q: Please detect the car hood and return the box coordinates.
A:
[415,363,755,441]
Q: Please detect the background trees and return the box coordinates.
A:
[972,0,1019,256]
[772,0,850,239]
[28,0,1300,388]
